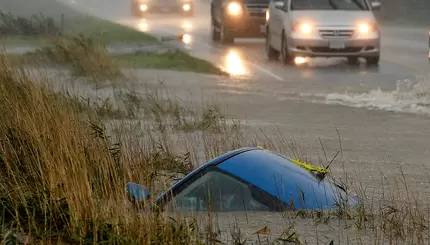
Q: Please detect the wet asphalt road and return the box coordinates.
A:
[67,0,430,96]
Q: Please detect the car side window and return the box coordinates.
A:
[166,170,271,212]
[283,0,289,11]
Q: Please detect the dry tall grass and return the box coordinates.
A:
[0,54,205,244]
[0,36,430,244]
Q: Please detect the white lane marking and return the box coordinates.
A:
[247,62,284,81]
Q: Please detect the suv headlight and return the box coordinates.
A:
[226,2,242,15]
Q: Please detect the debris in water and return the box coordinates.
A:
[160,34,185,42]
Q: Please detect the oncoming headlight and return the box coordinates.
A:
[293,22,313,34]
[358,23,375,34]
[299,23,312,34]
[139,4,148,11]
[182,3,191,11]
[227,2,242,15]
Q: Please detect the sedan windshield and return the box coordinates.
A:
[291,0,369,10]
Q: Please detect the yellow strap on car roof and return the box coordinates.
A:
[288,158,329,177]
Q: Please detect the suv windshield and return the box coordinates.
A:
[291,0,369,10]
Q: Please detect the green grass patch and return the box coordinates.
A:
[113,51,227,75]
[63,17,158,45]
[0,0,83,18]
[3,34,226,78]
[0,0,157,45]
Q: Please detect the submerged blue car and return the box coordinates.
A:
[127,147,358,212]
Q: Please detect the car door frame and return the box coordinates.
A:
[269,0,289,50]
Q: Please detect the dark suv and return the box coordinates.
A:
[210,0,269,43]
[131,0,194,17]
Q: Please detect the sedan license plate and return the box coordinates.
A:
[329,40,345,49]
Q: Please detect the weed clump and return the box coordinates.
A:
[22,34,124,82]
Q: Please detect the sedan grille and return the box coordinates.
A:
[243,3,268,17]
[319,29,355,39]
[309,47,362,53]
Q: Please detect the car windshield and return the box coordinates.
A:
[291,0,369,10]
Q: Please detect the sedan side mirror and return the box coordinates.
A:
[274,0,284,10]
[371,1,381,11]
[126,182,150,202]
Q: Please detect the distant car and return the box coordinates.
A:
[210,0,270,44]
[126,147,358,212]
[265,0,381,65]
[131,0,194,16]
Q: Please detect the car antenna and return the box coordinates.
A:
[324,150,340,170]
[311,150,340,182]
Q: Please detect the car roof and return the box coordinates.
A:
[217,149,343,209]
[156,147,344,210]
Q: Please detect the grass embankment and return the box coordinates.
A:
[5,34,225,82]
[0,37,430,244]
[0,0,224,75]
[113,51,225,74]
[0,0,157,45]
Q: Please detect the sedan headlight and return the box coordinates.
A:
[227,2,242,15]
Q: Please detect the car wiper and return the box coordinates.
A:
[328,0,338,9]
